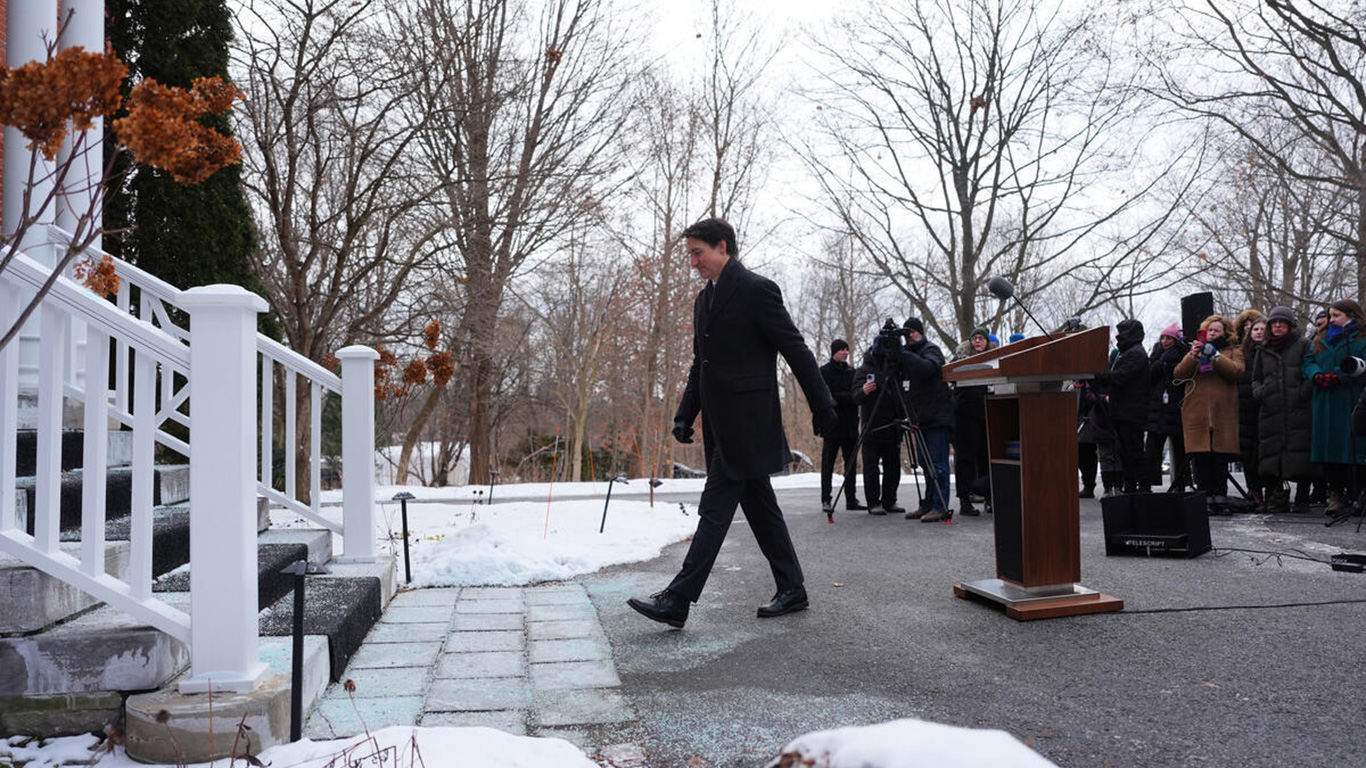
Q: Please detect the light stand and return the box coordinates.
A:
[599,475,628,533]
[392,491,415,584]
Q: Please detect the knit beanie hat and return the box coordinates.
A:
[831,339,850,355]
[1266,306,1297,329]
[1008,332,1025,343]
[1160,322,1182,340]
[971,325,990,340]
[903,317,925,334]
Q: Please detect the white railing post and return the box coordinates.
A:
[178,285,268,694]
[7,1,58,396]
[336,346,378,561]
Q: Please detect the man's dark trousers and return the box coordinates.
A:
[666,459,803,602]
[821,426,858,505]
[861,429,902,508]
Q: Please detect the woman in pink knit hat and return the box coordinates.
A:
[1146,322,1190,492]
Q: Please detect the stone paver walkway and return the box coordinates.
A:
[304,583,634,744]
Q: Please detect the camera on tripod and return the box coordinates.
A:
[871,318,912,356]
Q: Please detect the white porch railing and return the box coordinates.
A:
[0,225,377,694]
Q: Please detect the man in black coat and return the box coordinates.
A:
[898,318,955,522]
[852,336,907,517]
[628,218,837,629]
[818,339,865,514]
[1093,319,1150,493]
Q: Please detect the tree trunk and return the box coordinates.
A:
[395,386,444,486]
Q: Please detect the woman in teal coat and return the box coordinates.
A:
[1301,298,1366,514]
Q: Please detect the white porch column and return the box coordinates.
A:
[336,346,378,561]
[178,285,268,694]
[7,1,60,397]
[57,0,106,392]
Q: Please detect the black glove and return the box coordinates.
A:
[812,411,824,438]
[672,419,695,444]
[816,407,839,436]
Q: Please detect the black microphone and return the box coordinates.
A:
[985,276,1054,341]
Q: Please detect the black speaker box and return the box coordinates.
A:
[1101,492,1211,558]
[1181,292,1214,342]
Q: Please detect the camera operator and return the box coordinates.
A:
[898,318,955,522]
[818,340,865,513]
[852,321,909,516]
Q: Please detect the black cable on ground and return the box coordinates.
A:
[1123,597,1366,614]
[1115,547,1366,614]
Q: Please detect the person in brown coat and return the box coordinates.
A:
[1173,314,1244,498]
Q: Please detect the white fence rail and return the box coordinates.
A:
[0,226,377,693]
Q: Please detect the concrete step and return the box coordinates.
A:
[14,429,135,476]
[153,527,333,611]
[6,500,291,636]
[0,599,191,701]
[123,635,330,764]
[259,569,385,682]
[15,464,190,532]
[0,541,132,635]
[0,506,189,636]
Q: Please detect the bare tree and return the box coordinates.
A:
[401,0,636,486]
[1151,0,1366,303]
[1174,134,1353,317]
[793,232,897,358]
[233,0,442,497]
[516,223,629,482]
[235,0,439,360]
[802,0,1198,342]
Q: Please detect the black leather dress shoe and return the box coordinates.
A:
[846,500,868,511]
[627,590,689,628]
[757,586,809,618]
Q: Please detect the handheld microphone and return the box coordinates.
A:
[985,276,1054,341]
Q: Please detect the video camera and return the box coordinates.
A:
[871,318,912,356]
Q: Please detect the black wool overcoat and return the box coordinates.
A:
[674,258,834,480]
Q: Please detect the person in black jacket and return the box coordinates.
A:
[1144,322,1190,492]
[951,327,997,516]
[1092,319,1150,493]
[899,317,956,522]
[818,339,865,513]
[852,328,908,517]
[628,218,836,629]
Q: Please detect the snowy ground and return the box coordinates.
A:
[3,720,1055,768]
[294,473,868,587]
[5,472,1057,768]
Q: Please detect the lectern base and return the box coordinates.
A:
[954,578,1123,621]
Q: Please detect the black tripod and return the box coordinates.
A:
[1179,452,1252,514]
[831,345,946,523]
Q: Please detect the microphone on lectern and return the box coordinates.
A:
[985,276,1054,341]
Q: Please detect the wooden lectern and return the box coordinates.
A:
[943,326,1124,620]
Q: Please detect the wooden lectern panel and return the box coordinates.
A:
[985,391,1080,588]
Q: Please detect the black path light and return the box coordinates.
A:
[281,559,329,742]
[392,491,415,584]
[489,470,500,503]
[599,475,629,534]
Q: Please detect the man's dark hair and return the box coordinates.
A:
[680,217,739,258]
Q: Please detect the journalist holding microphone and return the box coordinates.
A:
[1301,299,1366,515]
